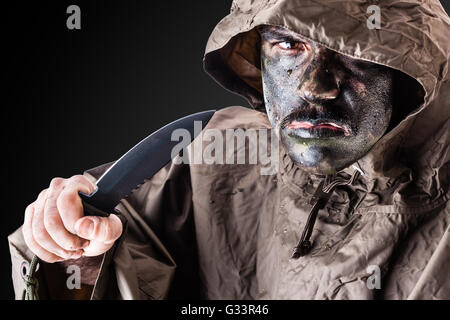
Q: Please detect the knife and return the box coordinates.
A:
[79,110,215,214]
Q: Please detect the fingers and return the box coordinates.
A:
[23,203,64,263]
[32,189,84,260]
[75,214,123,257]
[81,240,114,257]
[25,175,96,262]
[75,214,123,242]
[23,174,120,262]
[57,175,95,234]
[45,175,92,250]
[44,207,89,251]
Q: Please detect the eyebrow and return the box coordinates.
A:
[259,26,306,42]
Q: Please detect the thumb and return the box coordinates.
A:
[74,214,123,243]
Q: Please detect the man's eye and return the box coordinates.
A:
[275,41,303,50]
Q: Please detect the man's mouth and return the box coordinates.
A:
[283,119,353,138]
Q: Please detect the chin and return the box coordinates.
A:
[290,155,338,175]
[282,140,354,175]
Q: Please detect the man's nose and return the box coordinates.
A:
[298,50,340,104]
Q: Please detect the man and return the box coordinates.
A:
[9,0,450,299]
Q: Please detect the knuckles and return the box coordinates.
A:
[57,188,80,209]
[67,174,85,185]
[49,177,65,189]
[68,175,93,191]
[36,188,48,202]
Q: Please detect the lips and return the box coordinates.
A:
[284,120,352,138]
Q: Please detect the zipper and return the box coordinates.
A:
[291,169,361,259]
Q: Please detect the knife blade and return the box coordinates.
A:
[79,110,215,213]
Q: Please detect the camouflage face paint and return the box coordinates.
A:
[259,26,394,174]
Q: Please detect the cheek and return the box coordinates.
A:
[263,63,301,105]
[262,62,294,119]
[262,49,303,90]
[264,100,284,128]
[356,79,393,138]
[262,72,281,125]
[348,79,367,97]
[263,78,294,126]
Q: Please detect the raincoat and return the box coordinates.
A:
[9,0,450,299]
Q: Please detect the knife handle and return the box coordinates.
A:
[79,191,111,218]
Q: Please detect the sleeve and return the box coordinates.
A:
[407,223,450,300]
[8,225,39,300]
[8,158,199,300]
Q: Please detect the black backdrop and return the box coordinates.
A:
[2,0,449,299]
[2,0,244,299]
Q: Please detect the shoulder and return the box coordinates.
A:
[206,106,271,130]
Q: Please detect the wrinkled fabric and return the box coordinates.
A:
[9,0,450,299]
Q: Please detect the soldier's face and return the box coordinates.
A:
[260,26,394,174]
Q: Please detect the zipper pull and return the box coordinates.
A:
[291,179,333,259]
[291,170,361,259]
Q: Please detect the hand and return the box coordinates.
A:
[23,175,123,263]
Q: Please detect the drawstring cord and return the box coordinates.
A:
[291,170,361,259]
[21,255,39,300]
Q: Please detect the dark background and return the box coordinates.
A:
[2,0,449,299]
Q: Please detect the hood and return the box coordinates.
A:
[203,0,450,200]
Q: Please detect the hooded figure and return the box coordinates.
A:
[9,0,450,299]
